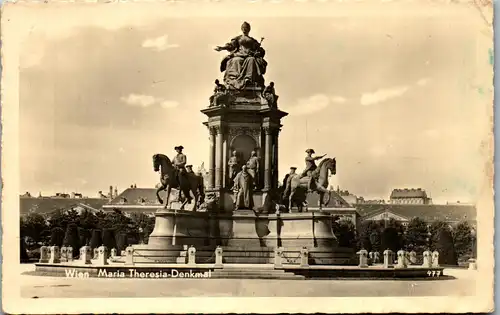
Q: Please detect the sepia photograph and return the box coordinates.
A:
[1,0,494,313]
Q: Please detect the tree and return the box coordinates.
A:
[405,217,429,252]
[332,218,357,248]
[381,227,402,252]
[116,233,129,254]
[63,223,80,256]
[433,225,458,265]
[79,228,91,247]
[20,213,48,246]
[89,229,103,249]
[78,210,99,231]
[429,220,449,249]
[357,220,383,251]
[453,221,474,261]
[49,227,65,246]
[47,208,80,230]
[102,228,117,250]
[20,237,29,262]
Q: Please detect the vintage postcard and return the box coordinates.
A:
[1,0,494,313]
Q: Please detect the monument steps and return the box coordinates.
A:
[210,268,305,280]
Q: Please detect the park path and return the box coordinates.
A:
[19,265,477,298]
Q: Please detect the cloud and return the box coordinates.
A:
[160,100,179,109]
[142,35,179,51]
[120,94,179,109]
[416,78,430,86]
[331,96,347,103]
[287,94,346,116]
[360,86,409,106]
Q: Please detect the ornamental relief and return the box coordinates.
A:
[228,126,261,144]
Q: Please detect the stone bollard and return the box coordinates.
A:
[422,250,432,267]
[274,247,284,268]
[300,247,309,267]
[97,246,109,265]
[49,246,61,264]
[383,249,393,268]
[39,246,49,263]
[110,248,117,258]
[93,248,99,260]
[468,258,477,270]
[409,251,417,264]
[121,250,126,256]
[66,247,74,262]
[356,249,368,268]
[60,246,68,262]
[215,246,223,268]
[79,246,92,265]
[373,252,380,264]
[368,251,374,263]
[432,251,440,267]
[188,246,196,265]
[396,250,408,268]
[125,246,134,265]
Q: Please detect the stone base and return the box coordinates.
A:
[31,263,448,280]
[136,207,349,265]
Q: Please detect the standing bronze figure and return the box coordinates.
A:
[232,165,254,210]
[228,150,241,187]
[246,150,260,189]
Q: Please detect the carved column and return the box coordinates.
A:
[208,127,216,189]
[273,129,280,189]
[264,127,272,191]
[215,126,224,189]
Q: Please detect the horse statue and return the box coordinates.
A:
[152,154,204,211]
[286,157,336,211]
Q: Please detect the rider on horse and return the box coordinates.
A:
[173,146,187,185]
[185,164,194,174]
[300,149,326,192]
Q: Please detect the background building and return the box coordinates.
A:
[389,188,432,204]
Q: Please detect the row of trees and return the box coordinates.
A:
[20,208,155,258]
[21,208,476,265]
[332,216,476,265]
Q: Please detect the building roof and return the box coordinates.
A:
[20,197,109,215]
[356,203,476,222]
[390,188,428,199]
[108,187,165,206]
[86,187,476,223]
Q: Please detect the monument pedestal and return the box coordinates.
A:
[134,207,353,265]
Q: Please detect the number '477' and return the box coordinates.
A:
[427,270,441,277]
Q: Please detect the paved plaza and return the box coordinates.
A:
[19,264,477,298]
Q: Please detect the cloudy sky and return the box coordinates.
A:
[15,2,492,202]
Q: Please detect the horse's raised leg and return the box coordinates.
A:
[156,186,164,204]
[179,187,192,210]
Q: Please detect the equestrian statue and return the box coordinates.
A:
[152,146,204,211]
[283,149,336,212]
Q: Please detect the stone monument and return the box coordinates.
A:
[131,22,352,265]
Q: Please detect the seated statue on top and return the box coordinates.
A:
[214,21,267,90]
